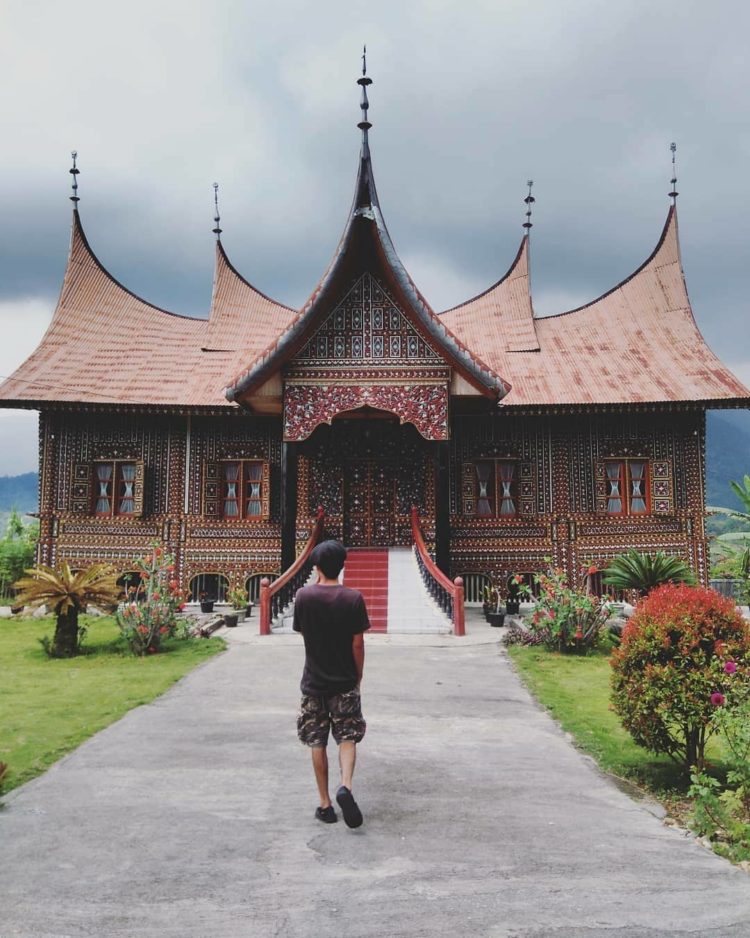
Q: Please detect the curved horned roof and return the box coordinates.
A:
[441,206,749,407]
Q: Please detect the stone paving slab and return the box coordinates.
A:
[1,629,749,937]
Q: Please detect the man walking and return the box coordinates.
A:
[294,540,370,828]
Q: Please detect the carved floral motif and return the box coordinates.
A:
[283,383,449,441]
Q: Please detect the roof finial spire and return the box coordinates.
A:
[523,179,535,232]
[357,44,372,141]
[212,182,222,241]
[669,142,678,205]
[69,150,80,207]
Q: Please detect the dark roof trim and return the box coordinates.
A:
[440,235,528,316]
[226,141,510,402]
[72,211,204,323]
[538,205,678,321]
[215,240,296,313]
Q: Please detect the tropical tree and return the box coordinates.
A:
[708,475,750,604]
[13,562,121,658]
[602,548,696,597]
[0,510,38,599]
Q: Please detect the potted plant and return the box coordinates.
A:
[506,573,532,614]
[481,584,494,621]
[199,591,215,614]
[223,611,238,628]
[487,585,506,628]
[229,587,248,623]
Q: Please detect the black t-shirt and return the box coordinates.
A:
[293,584,370,696]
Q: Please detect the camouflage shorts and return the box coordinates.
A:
[297,688,366,747]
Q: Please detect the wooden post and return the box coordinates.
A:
[259,577,271,636]
[453,576,465,637]
[280,441,298,573]
[434,440,450,576]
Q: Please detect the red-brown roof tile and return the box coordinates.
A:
[441,207,749,407]
[205,242,297,352]
[0,205,747,412]
[0,216,290,409]
[442,237,540,353]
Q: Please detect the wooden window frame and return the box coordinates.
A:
[472,459,518,519]
[93,460,137,518]
[219,459,269,522]
[604,459,651,517]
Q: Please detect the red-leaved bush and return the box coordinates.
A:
[610,583,750,770]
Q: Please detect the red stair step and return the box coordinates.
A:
[343,549,389,633]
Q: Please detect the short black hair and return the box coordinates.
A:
[310,540,347,579]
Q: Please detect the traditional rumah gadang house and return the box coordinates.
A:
[1,64,748,632]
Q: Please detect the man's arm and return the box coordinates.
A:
[352,633,365,685]
[292,589,304,633]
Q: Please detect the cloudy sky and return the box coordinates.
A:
[0,0,748,473]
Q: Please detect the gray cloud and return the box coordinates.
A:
[1,0,749,472]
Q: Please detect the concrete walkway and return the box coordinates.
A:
[2,618,750,938]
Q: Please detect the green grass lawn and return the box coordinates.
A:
[507,645,728,793]
[0,615,224,793]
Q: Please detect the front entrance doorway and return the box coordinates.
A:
[344,458,395,546]
[300,417,430,548]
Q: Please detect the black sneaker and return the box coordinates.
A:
[336,785,363,828]
[315,805,337,824]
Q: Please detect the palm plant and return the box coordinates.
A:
[14,562,121,657]
[709,475,750,604]
[602,549,696,597]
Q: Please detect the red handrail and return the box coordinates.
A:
[259,507,325,635]
[410,506,465,637]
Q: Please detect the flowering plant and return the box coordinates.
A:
[689,659,750,862]
[527,562,612,654]
[611,583,750,770]
[508,573,533,600]
[115,545,186,656]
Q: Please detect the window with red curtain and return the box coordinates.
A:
[221,460,266,520]
[605,460,650,515]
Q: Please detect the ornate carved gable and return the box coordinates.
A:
[284,273,450,442]
[295,273,442,365]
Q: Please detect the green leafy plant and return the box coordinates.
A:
[115,545,186,656]
[602,548,696,597]
[0,510,38,600]
[689,660,750,862]
[611,583,750,770]
[228,586,248,610]
[14,562,121,658]
[708,475,750,605]
[527,563,612,654]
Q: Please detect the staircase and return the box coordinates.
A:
[342,549,389,632]
[386,548,452,634]
[274,547,454,635]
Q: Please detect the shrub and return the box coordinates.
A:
[603,548,696,597]
[611,583,750,770]
[115,546,186,656]
[14,562,120,658]
[527,565,612,654]
[0,511,38,599]
[689,662,750,862]
[502,622,548,647]
[228,586,248,610]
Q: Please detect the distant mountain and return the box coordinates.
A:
[706,410,750,510]
[0,472,37,514]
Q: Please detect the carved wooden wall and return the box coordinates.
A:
[35,404,708,599]
[449,408,708,591]
[37,409,285,595]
